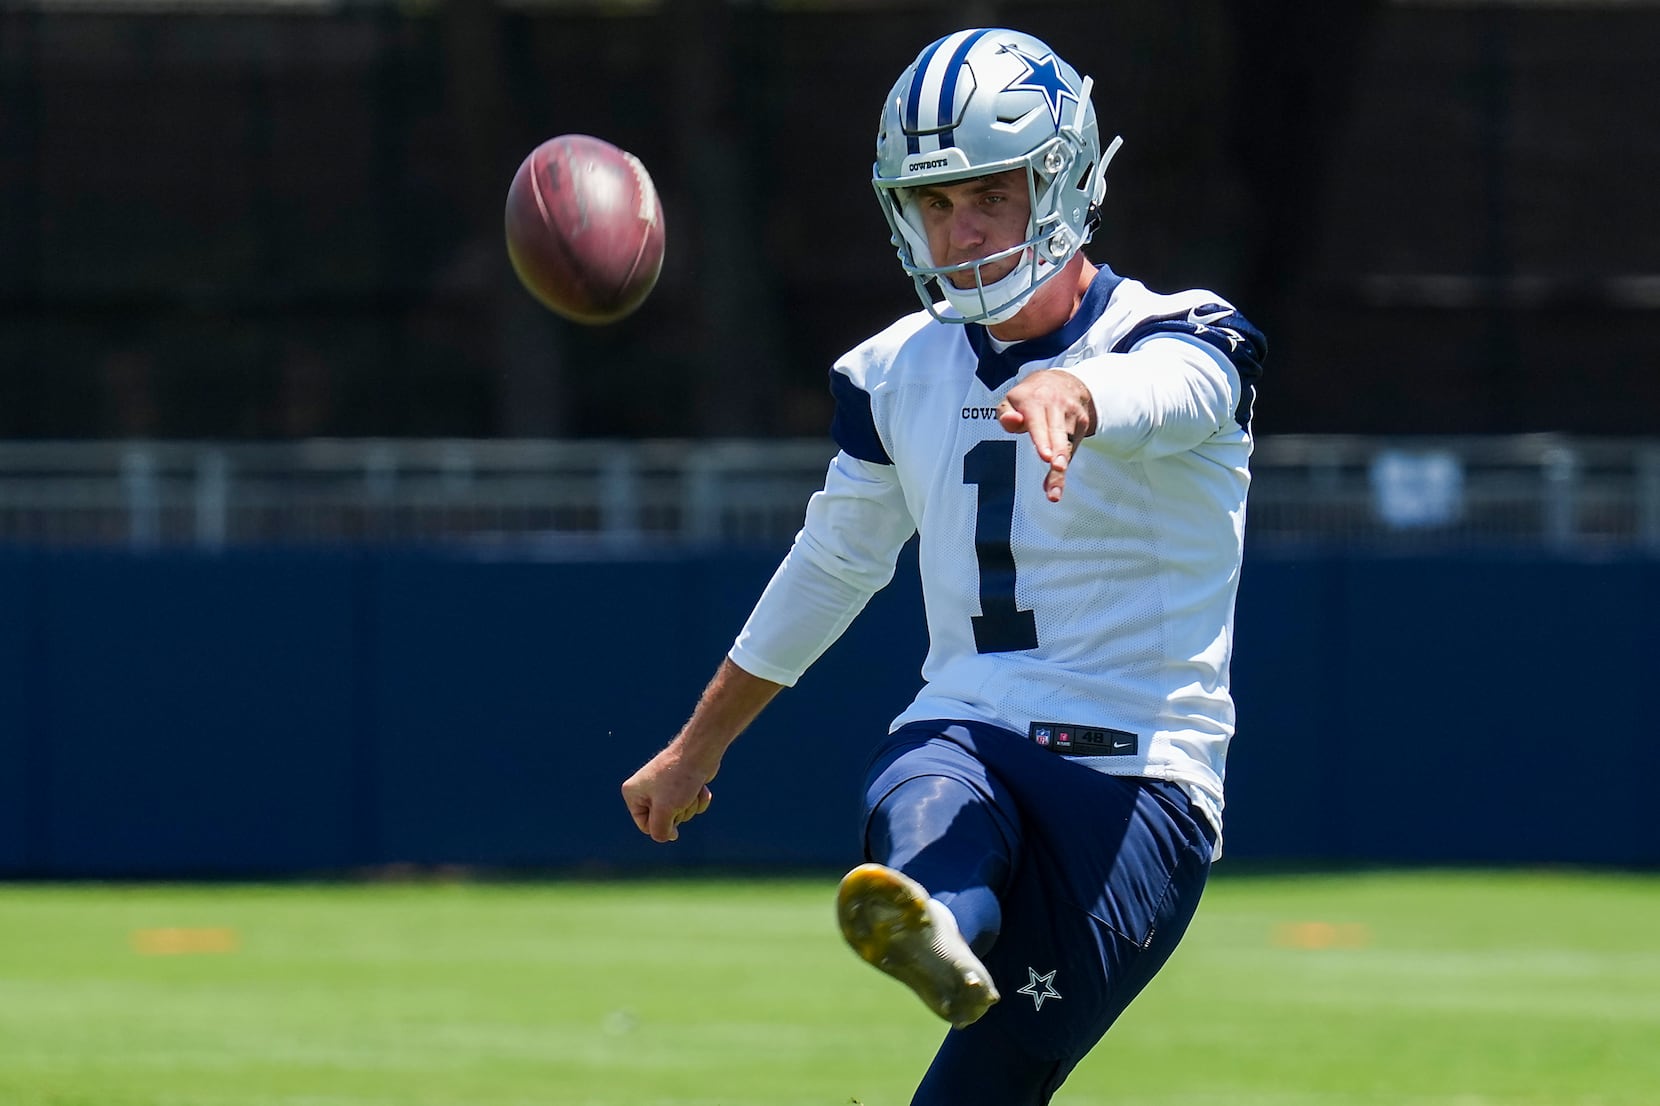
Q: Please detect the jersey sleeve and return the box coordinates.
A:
[728,450,917,687]
[1068,304,1266,459]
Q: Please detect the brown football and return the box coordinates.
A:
[504,134,666,325]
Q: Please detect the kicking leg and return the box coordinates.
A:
[838,772,1017,1027]
[837,862,1000,1028]
[866,773,1013,952]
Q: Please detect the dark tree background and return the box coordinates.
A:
[0,0,1653,441]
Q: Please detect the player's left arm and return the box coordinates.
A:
[1068,305,1266,461]
[997,307,1264,499]
[996,344,1240,503]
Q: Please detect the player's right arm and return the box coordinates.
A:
[623,451,915,844]
[622,657,782,843]
[729,449,915,683]
[623,358,914,844]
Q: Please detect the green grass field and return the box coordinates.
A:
[1,870,1656,1106]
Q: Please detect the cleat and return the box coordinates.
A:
[836,863,1000,1028]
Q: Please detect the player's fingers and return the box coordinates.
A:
[1044,403,1075,463]
[1044,464,1067,503]
[646,799,681,843]
[666,801,703,841]
[694,786,713,814]
[622,782,650,834]
[639,803,674,841]
[996,398,1024,434]
[1020,405,1062,467]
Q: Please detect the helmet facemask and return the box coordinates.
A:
[879,128,1116,325]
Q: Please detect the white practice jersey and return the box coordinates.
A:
[730,267,1264,845]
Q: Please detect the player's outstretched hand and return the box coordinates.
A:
[997,369,1097,502]
[622,748,716,843]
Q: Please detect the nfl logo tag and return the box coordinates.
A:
[1034,726,1051,746]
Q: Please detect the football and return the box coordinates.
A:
[504,134,666,325]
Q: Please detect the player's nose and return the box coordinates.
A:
[943,210,989,265]
[949,207,987,245]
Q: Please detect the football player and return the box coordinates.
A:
[623,26,1264,1105]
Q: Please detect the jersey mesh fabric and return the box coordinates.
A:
[731,269,1263,851]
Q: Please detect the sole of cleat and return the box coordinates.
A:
[836,863,1000,1028]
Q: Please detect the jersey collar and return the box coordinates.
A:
[966,265,1124,391]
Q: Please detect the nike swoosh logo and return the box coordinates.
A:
[1187,305,1232,327]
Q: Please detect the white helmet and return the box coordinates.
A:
[873,28,1122,325]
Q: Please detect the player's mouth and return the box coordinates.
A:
[941,245,1027,290]
[946,258,1015,289]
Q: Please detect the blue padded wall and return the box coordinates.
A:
[0,545,1653,875]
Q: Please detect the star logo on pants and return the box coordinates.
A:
[1016,967,1062,1011]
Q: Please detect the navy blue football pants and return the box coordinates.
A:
[861,720,1216,1106]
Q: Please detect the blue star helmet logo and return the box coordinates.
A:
[1001,46,1079,129]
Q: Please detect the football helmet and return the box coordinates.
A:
[873,28,1122,325]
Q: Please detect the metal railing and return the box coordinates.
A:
[1246,434,1660,552]
[0,435,1656,553]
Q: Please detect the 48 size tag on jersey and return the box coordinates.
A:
[1028,722,1139,757]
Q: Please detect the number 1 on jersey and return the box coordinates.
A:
[963,440,1038,653]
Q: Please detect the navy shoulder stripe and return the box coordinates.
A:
[828,368,892,464]
[1111,304,1266,430]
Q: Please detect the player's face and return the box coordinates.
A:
[911,170,1032,289]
